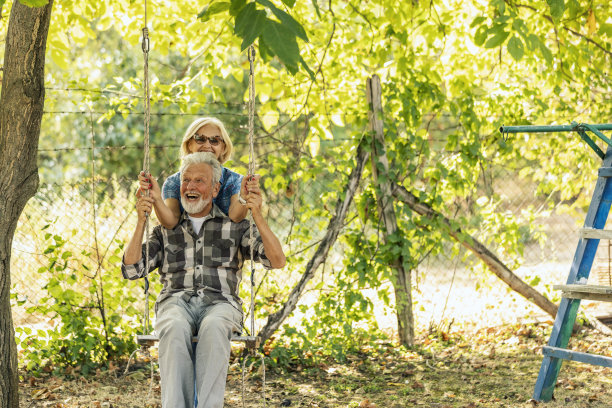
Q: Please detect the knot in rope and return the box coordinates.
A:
[141,27,150,53]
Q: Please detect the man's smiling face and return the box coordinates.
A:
[180,163,220,217]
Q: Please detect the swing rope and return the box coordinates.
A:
[241,44,267,408]
[141,0,152,337]
[123,2,155,404]
[247,44,257,340]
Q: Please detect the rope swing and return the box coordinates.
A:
[130,0,266,401]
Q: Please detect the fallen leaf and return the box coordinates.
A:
[358,400,376,408]
[411,380,425,390]
[31,388,51,400]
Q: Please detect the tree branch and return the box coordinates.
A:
[513,3,612,58]
[258,140,369,343]
[392,184,559,318]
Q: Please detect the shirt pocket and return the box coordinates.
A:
[209,238,238,266]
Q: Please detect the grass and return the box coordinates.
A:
[18,322,611,408]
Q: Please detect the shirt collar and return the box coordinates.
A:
[178,203,227,226]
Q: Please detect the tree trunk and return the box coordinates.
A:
[258,142,370,343]
[367,75,414,347]
[0,2,54,407]
[392,185,559,318]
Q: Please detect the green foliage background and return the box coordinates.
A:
[3,0,612,373]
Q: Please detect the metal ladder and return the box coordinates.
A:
[500,123,612,402]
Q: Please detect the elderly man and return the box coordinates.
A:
[122,152,286,408]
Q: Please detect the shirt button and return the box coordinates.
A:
[197,239,202,245]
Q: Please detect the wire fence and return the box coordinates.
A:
[10,147,612,337]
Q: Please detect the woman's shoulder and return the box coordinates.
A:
[221,166,243,182]
[162,171,181,191]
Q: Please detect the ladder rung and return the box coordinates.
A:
[136,334,259,347]
[598,167,612,178]
[579,228,612,240]
[553,284,612,302]
[542,346,612,368]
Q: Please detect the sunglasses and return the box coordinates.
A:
[192,134,224,146]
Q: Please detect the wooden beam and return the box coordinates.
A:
[580,228,612,240]
[553,284,612,302]
[542,346,612,368]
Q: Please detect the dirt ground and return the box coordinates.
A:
[18,323,612,408]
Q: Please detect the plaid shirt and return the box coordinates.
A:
[121,204,271,312]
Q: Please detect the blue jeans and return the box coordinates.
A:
[155,294,243,408]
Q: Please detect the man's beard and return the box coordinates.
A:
[181,195,211,215]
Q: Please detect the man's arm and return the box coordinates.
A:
[124,195,155,265]
[246,185,286,269]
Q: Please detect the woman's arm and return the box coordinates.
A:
[138,172,180,228]
[228,194,248,222]
[228,175,260,223]
[164,198,182,223]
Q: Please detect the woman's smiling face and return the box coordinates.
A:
[186,124,225,160]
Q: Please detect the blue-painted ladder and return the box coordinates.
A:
[500,123,612,402]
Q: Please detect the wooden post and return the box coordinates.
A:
[367,75,414,347]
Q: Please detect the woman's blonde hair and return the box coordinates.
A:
[180,117,233,164]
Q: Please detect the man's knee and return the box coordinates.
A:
[200,314,231,335]
[156,299,194,341]
[199,304,241,339]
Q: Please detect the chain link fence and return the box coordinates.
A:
[10,147,612,337]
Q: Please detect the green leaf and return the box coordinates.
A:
[311,0,321,19]
[473,25,488,46]
[539,42,553,63]
[470,16,486,28]
[547,0,565,19]
[234,3,267,51]
[566,0,580,19]
[281,0,296,6]
[258,36,274,62]
[525,33,539,51]
[299,55,315,80]
[19,0,49,6]
[529,276,541,286]
[108,254,122,264]
[512,18,528,37]
[262,21,300,74]
[256,0,308,42]
[197,2,230,22]
[507,36,524,61]
[484,28,510,48]
[492,0,505,14]
[229,0,247,16]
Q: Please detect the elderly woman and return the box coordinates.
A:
[138,117,259,227]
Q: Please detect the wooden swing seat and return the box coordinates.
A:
[136,334,261,349]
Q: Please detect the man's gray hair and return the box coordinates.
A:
[180,152,222,185]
